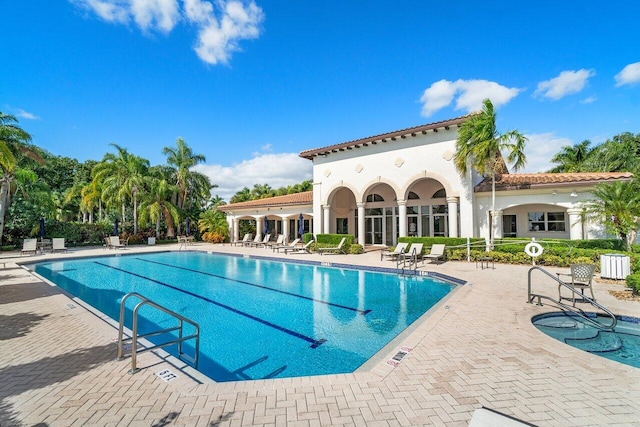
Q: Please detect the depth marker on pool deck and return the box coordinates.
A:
[94,261,326,348]
[135,257,372,315]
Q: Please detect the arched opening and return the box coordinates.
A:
[362,183,397,245]
[326,187,357,235]
[404,178,450,237]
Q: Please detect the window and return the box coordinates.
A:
[528,212,565,232]
[432,189,446,198]
[336,218,348,234]
[366,193,384,202]
[407,191,420,200]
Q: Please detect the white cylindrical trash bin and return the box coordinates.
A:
[148,237,156,245]
[600,254,630,280]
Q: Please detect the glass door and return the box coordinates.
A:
[365,216,383,245]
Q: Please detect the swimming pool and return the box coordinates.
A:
[533,312,640,369]
[31,251,456,382]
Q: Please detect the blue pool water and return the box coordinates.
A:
[533,312,640,368]
[32,251,456,382]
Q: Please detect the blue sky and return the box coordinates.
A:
[2,1,639,201]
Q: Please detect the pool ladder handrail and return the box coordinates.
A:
[396,247,420,275]
[116,292,200,374]
[527,266,617,330]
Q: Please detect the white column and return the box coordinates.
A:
[233,217,239,241]
[447,196,459,238]
[491,210,503,239]
[323,205,331,234]
[397,200,407,238]
[283,217,290,242]
[357,202,366,246]
[567,208,584,240]
[256,216,263,237]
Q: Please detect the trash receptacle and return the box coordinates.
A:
[148,237,156,246]
[600,253,630,280]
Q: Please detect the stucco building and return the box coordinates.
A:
[220,114,632,246]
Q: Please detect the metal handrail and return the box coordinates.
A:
[116,292,200,374]
[527,266,617,330]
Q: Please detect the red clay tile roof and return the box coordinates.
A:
[474,172,633,192]
[218,191,313,211]
[299,113,478,160]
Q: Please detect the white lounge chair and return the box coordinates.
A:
[251,234,271,248]
[52,238,68,253]
[265,234,284,248]
[285,239,314,254]
[318,237,346,255]
[400,243,423,266]
[21,238,37,256]
[233,233,252,246]
[424,244,446,263]
[244,234,262,247]
[381,242,409,261]
[274,238,300,253]
[109,236,126,250]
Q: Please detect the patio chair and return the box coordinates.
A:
[557,263,597,306]
[251,234,271,248]
[51,238,68,253]
[285,239,314,255]
[233,233,252,246]
[21,238,37,256]
[380,242,409,261]
[265,234,284,248]
[110,236,126,250]
[244,234,262,247]
[318,237,346,255]
[424,244,446,264]
[274,238,300,253]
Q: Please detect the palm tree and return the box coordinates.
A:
[0,112,42,243]
[548,140,593,172]
[138,175,180,238]
[92,144,149,234]
[198,209,228,237]
[453,99,527,246]
[230,187,252,203]
[586,181,640,251]
[162,138,207,210]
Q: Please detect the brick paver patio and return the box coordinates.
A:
[1,244,639,426]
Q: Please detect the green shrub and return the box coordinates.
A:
[313,234,354,253]
[349,244,364,254]
[626,273,640,295]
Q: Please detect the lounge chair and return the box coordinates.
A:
[557,263,597,306]
[233,233,252,246]
[251,234,271,248]
[21,238,37,256]
[424,244,446,264]
[318,237,346,255]
[274,238,300,253]
[285,239,314,254]
[52,238,68,253]
[109,236,126,250]
[380,242,409,261]
[244,234,262,247]
[265,234,284,248]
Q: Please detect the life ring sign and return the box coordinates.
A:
[524,242,544,257]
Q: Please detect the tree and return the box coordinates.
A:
[0,112,43,244]
[198,209,228,237]
[453,99,527,246]
[138,173,180,238]
[586,181,640,251]
[230,186,252,203]
[548,140,594,172]
[162,138,208,210]
[581,132,640,173]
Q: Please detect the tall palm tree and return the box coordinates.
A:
[586,181,640,251]
[230,186,252,203]
[548,140,593,172]
[453,99,527,246]
[0,112,42,243]
[162,138,207,210]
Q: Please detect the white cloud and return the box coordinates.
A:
[615,62,640,87]
[420,79,521,117]
[520,132,574,173]
[70,0,263,64]
[193,152,312,202]
[534,69,595,100]
[15,109,39,120]
[580,96,597,104]
[192,0,263,65]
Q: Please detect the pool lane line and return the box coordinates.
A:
[135,257,372,316]
[94,261,326,348]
